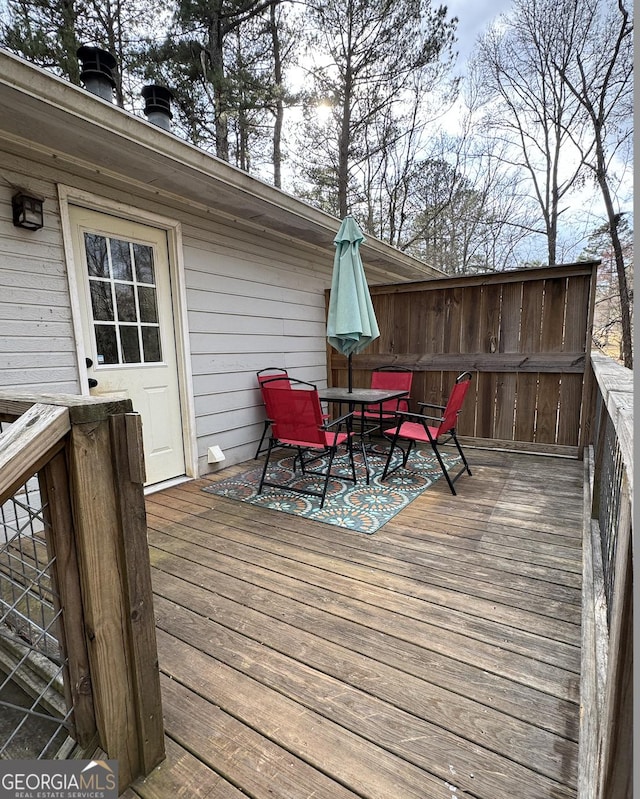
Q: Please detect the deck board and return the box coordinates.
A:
[130,448,582,799]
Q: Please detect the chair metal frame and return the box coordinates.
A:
[380,372,473,494]
[351,366,413,433]
[258,377,356,508]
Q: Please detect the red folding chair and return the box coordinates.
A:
[258,378,356,507]
[380,372,473,494]
[255,368,329,458]
[352,366,413,432]
[254,368,290,458]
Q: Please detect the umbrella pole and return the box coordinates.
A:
[348,353,353,393]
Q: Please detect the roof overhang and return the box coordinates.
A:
[0,49,444,284]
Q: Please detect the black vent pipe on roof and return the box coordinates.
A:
[77,45,117,102]
[141,85,174,131]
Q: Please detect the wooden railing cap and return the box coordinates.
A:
[590,351,633,492]
[0,391,133,425]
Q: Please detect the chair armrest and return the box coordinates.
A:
[387,410,443,425]
[418,401,446,411]
[322,411,354,430]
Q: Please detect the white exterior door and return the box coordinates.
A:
[69,206,186,486]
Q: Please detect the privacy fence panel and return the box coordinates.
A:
[327,262,598,455]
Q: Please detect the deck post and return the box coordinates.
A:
[66,402,164,791]
[39,450,97,748]
[109,412,164,774]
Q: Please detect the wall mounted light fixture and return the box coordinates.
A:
[12,191,45,231]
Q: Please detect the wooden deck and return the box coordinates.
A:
[125,448,583,799]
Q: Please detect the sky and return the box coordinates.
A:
[435,0,516,136]
[445,0,515,68]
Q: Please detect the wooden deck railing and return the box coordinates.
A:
[0,392,164,792]
[579,353,632,799]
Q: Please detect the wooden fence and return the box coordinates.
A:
[327,262,598,456]
[0,392,164,792]
[579,353,632,799]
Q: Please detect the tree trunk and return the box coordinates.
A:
[338,90,351,218]
[596,155,633,368]
[337,45,353,218]
[270,3,283,188]
[207,17,229,161]
[60,0,81,85]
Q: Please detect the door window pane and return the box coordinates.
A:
[138,286,158,323]
[85,233,109,277]
[120,326,141,363]
[133,244,155,284]
[90,282,114,321]
[115,283,137,322]
[142,327,162,362]
[110,239,133,281]
[95,325,118,364]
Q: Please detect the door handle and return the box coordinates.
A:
[86,357,97,388]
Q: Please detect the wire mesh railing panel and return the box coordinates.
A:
[1,479,60,662]
[0,424,73,758]
[597,415,625,626]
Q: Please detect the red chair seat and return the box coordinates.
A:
[384,420,440,443]
[278,431,350,449]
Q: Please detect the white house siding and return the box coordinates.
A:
[0,158,79,393]
[184,226,330,468]
[181,220,331,472]
[0,140,335,476]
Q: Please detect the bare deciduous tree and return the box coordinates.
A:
[582,217,633,363]
[475,0,588,266]
[552,0,633,367]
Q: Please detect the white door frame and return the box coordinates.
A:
[58,184,197,485]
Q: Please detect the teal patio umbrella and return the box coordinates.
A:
[326,216,380,392]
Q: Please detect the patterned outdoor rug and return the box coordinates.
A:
[201,443,460,534]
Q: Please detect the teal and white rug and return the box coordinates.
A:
[202,444,459,534]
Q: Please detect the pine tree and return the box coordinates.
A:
[294,0,457,222]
